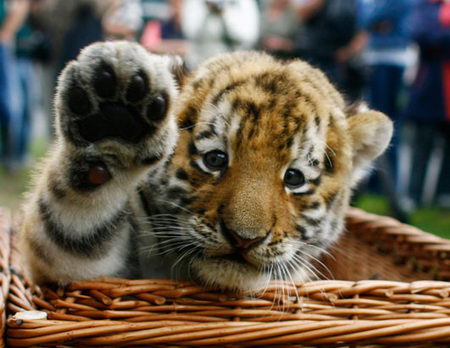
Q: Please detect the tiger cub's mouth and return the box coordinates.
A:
[218,252,249,264]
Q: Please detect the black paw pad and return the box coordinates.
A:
[93,64,116,98]
[126,72,148,103]
[77,103,153,143]
[67,86,92,115]
[146,94,168,123]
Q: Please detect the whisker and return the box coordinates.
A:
[170,246,201,278]
[157,199,196,215]
[293,244,333,280]
[291,253,326,281]
[284,258,301,304]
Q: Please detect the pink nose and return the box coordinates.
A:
[221,222,267,250]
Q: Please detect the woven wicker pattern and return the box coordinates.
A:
[345,209,450,280]
[3,208,450,346]
[6,278,450,346]
[0,209,11,348]
[326,210,450,282]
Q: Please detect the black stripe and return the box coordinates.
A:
[49,181,66,199]
[303,216,321,227]
[123,215,141,279]
[296,225,307,240]
[309,176,322,186]
[142,153,163,165]
[195,130,215,140]
[324,153,334,174]
[139,190,153,217]
[39,199,128,257]
[179,105,198,131]
[212,80,245,105]
[254,72,280,94]
[180,117,194,131]
[167,186,188,200]
[324,192,338,209]
[188,141,198,156]
[180,196,193,206]
[315,116,321,127]
[306,146,315,162]
[175,168,189,181]
[246,101,261,120]
[303,201,321,210]
[286,137,294,148]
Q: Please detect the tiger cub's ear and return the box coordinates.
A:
[346,103,393,185]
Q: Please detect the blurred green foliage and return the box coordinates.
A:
[354,194,450,239]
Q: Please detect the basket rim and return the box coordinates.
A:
[3,207,450,346]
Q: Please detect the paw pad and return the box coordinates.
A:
[126,72,148,103]
[146,94,168,123]
[87,163,111,185]
[67,86,92,115]
[93,64,116,98]
[77,103,151,143]
[59,44,173,146]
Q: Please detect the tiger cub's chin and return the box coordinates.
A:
[190,257,313,293]
[191,257,271,293]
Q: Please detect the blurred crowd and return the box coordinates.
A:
[1,0,450,215]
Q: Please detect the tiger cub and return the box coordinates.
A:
[141,51,393,291]
[20,41,179,284]
[21,42,393,292]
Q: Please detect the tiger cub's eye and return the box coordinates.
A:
[284,169,305,189]
[203,150,228,171]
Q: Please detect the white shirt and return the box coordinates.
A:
[182,0,260,68]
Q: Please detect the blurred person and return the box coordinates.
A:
[31,0,115,137]
[181,0,260,68]
[401,0,450,206]
[10,0,60,170]
[32,0,107,69]
[357,0,413,201]
[259,0,300,59]
[141,0,186,56]
[0,0,30,172]
[59,1,109,70]
[296,0,366,102]
[359,0,412,174]
[103,0,143,40]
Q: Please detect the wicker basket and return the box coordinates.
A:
[2,208,450,346]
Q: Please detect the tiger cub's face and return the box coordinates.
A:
[156,52,392,292]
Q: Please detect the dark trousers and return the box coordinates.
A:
[369,64,405,173]
[404,122,450,205]
[367,64,405,190]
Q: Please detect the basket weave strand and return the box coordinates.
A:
[0,209,11,348]
[2,208,450,346]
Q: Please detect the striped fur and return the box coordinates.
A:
[21,45,392,291]
[20,42,179,284]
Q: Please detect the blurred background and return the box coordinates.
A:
[0,0,449,237]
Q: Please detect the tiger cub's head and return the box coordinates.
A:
[158,52,392,292]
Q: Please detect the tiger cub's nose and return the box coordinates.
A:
[220,221,268,250]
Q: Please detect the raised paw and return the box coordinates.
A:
[54,41,178,165]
